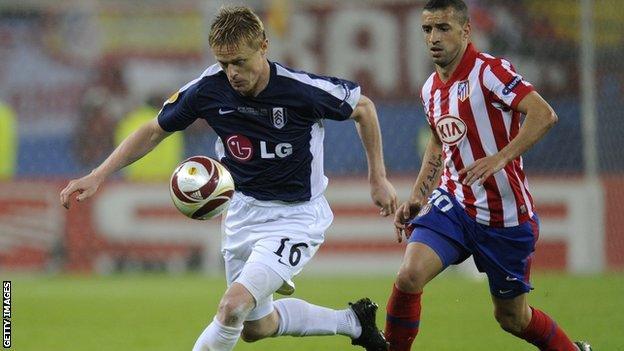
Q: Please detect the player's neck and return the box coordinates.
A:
[250,60,271,97]
[436,42,468,83]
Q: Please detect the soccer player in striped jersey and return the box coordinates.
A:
[385,1,591,350]
[60,6,396,351]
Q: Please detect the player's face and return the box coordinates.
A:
[421,8,470,68]
[212,39,269,96]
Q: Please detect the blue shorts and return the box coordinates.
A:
[408,188,539,299]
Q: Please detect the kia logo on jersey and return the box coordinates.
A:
[435,115,467,146]
[225,135,253,162]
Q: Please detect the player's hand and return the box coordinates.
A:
[59,172,104,209]
[459,153,508,186]
[370,177,397,217]
[393,201,421,243]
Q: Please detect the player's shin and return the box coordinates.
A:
[273,298,362,338]
[192,317,243,351]
[518,307,577,351]
[385,284,422,351]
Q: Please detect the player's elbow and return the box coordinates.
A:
[545,109,558,128]
[536,106,558,131]
[351,95,376,123]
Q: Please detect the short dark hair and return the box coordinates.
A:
[423,0,469,24]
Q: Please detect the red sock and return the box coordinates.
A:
[519,307,577,351]
[385,284,422,351]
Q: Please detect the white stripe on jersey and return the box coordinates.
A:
[470,59,519,225]
[275,64,361,110]
[448,76,490,223]
[309,122,328,199]
[181,64,222,94]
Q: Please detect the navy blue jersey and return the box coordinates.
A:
[158,61,361,202]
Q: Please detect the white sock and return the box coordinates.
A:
[273,298,362,338]
[337,308,362,338]
[192,317,243,351]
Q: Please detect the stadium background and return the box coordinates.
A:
[1,0,623,350]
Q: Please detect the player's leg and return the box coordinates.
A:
[237,245,382,349]
[240,199,386,350]
[230,256,381,349]
[491,293,580,350]
[473,215,581,350]
[192,257,287,351]
[386,226,468,351]
[191,282,255,351]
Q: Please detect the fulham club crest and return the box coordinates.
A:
[272,107,287,129]
[457,80,470,102]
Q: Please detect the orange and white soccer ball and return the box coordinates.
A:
[169,156,235,220]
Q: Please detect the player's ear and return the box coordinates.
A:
[260,39,269,56]
[462,21,471,40]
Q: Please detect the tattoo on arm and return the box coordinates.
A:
[418,153,443,198]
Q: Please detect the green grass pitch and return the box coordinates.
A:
[11,272,624,350]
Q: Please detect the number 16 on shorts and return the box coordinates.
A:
[274,238,309,266]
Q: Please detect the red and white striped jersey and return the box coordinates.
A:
[421,43,535,227]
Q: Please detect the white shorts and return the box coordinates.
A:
[221,192,333,320]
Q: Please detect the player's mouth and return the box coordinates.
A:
[430,47,443,58]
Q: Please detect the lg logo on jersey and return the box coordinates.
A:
[225,135,293,161]
[261,141,292,159]
[435,115,467,146]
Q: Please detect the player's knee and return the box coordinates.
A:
[217,296,253,326]
[494,309,525,335]
[396,263,427,292]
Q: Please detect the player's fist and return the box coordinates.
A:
[59,172,103,209]
[393,201,422,243]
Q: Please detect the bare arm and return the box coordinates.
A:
[394,131,444,242]
[60,118,172,208]
[350,94,397,216]
[460,91,558,186]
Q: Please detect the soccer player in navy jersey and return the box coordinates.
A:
[384,1,591,350]
[60,6,396,351]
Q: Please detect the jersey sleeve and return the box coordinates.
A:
[482,59,534,110]
[157,83,200,132]
[313,77,361,121]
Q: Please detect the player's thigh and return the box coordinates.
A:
[396,244,443,291]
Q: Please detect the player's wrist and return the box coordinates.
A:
[407,197,426,208]
[368,171,388,184]
[89,168,107,182]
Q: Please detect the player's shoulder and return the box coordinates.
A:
[274,61,357,93]
[179,63,228,96]
[476,51,516,72]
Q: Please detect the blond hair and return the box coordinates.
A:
[209,6,266,49]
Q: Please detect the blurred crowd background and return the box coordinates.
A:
[1,0,622,178]
[0,0,623,274]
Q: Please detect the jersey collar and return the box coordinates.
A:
[434,42,478,88]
